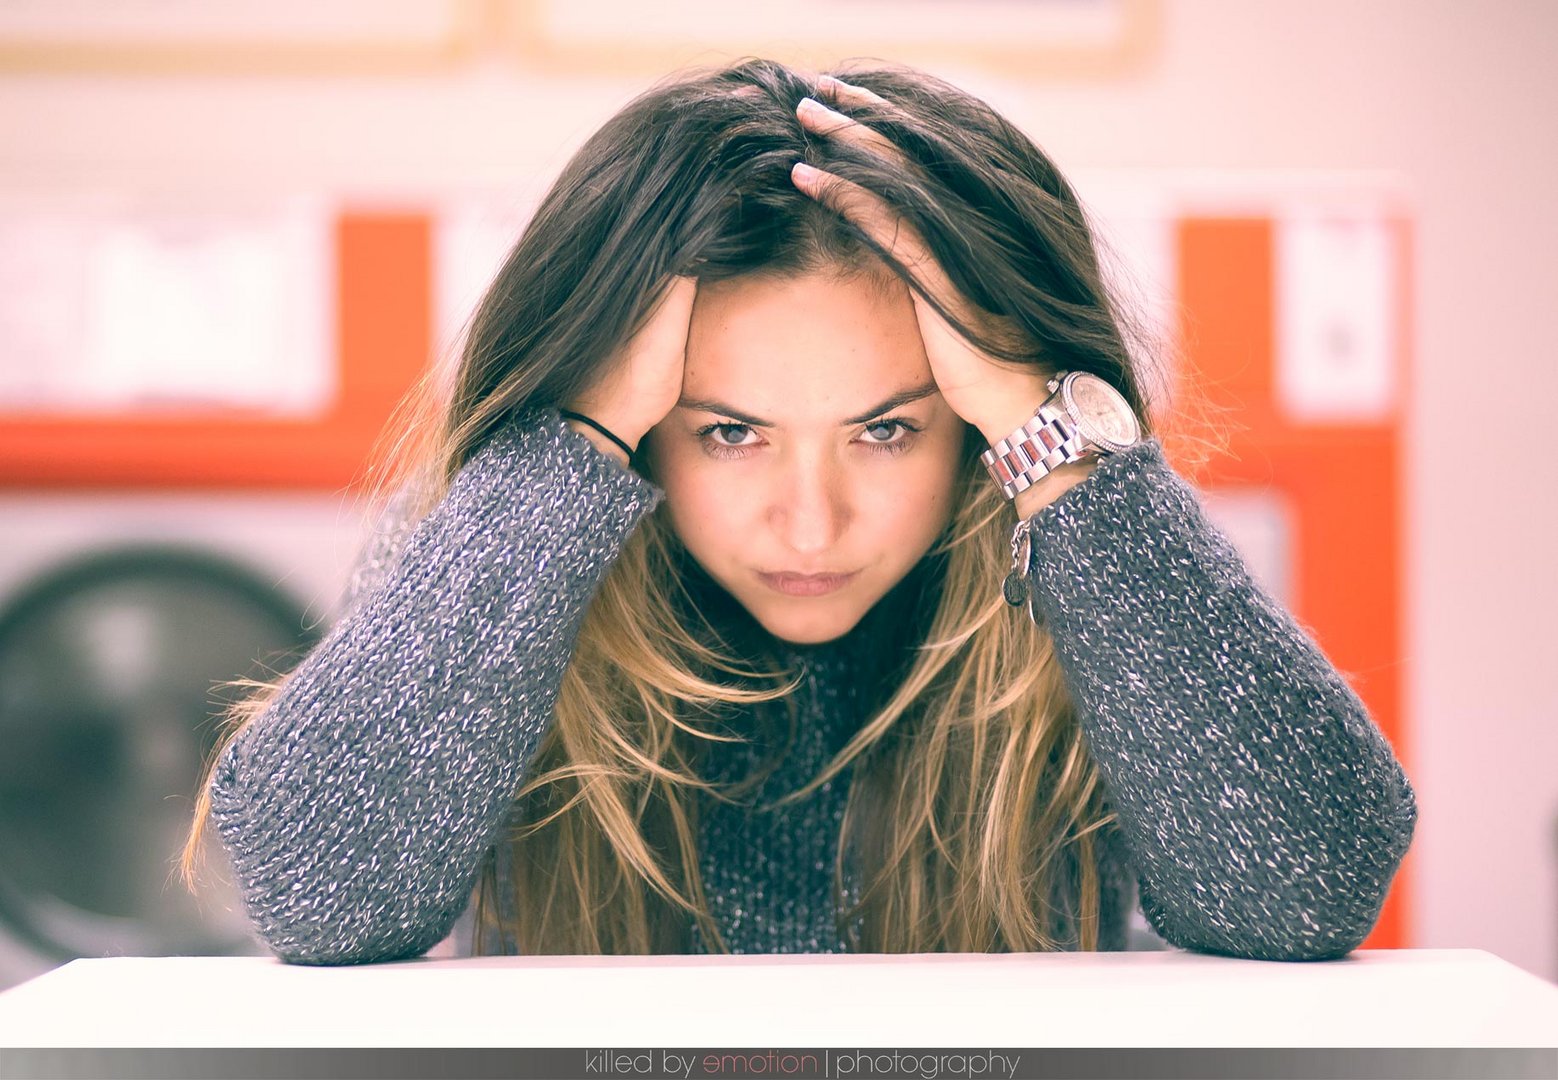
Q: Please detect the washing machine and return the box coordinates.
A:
[0,491,371,991]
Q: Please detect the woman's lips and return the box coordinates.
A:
[757,570,859,597]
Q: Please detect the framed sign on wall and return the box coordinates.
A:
[0,0,480,74]
[494,0,1158,78]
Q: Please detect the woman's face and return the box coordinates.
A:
[644,269,966,646]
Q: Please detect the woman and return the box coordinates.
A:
[180,59,1416,963]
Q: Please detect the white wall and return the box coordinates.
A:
[2,0,1553,980]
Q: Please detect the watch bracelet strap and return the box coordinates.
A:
[980,412,1090,501]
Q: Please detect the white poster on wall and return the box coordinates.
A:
[0,199,335,418]
[1275,212,1398,424]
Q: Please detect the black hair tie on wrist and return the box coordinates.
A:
[559,409,639,466]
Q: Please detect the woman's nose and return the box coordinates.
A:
[772,459,849,557]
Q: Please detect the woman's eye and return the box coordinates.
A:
[695,417,921,460]
[705,423,757,449]
[853,418,923,455]
[862,419,915,449]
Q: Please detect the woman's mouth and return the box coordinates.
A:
[757,570,859,597]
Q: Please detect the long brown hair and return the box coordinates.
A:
[181,57,1170,955]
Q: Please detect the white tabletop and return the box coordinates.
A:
[0,948,1553,1049]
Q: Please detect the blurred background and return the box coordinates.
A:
[0,0,1553,990]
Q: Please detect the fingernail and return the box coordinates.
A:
[792,161,819,185]
[797,96,827,117]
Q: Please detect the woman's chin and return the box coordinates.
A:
[745,604,862,648]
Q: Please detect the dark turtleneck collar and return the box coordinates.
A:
[670,542,949,771]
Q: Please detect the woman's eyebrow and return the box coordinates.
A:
[676,381,940,428]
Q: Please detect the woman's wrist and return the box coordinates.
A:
[560,399,647,467]
[563,417,633,469]
[1012,458,1096,520]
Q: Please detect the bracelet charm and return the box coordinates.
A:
[1002,518,1032,607]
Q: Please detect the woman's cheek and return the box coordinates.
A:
[664,456,739,530]
[690,462,748,520]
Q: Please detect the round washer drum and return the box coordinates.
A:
[0,545,321,966]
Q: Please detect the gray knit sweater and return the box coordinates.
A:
[208,406,1417,964]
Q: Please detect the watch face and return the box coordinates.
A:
[1063,372,1140,452]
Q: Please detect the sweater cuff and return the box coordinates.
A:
[458,405,665,537]
[1024,437,1174,559]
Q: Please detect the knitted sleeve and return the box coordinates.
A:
[207,407,664,965]
[1024,438,1417,962]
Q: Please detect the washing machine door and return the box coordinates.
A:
[0,545,321,962]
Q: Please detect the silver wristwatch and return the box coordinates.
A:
[979,370,1141,502]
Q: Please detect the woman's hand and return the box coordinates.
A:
[791,79,1055,445]
[563,275,698,467]
[791,76,1091,513]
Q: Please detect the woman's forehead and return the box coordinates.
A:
[683,270,935,421]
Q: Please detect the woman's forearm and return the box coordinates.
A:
[1025,439,1417,961]
[209,408,664,964]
